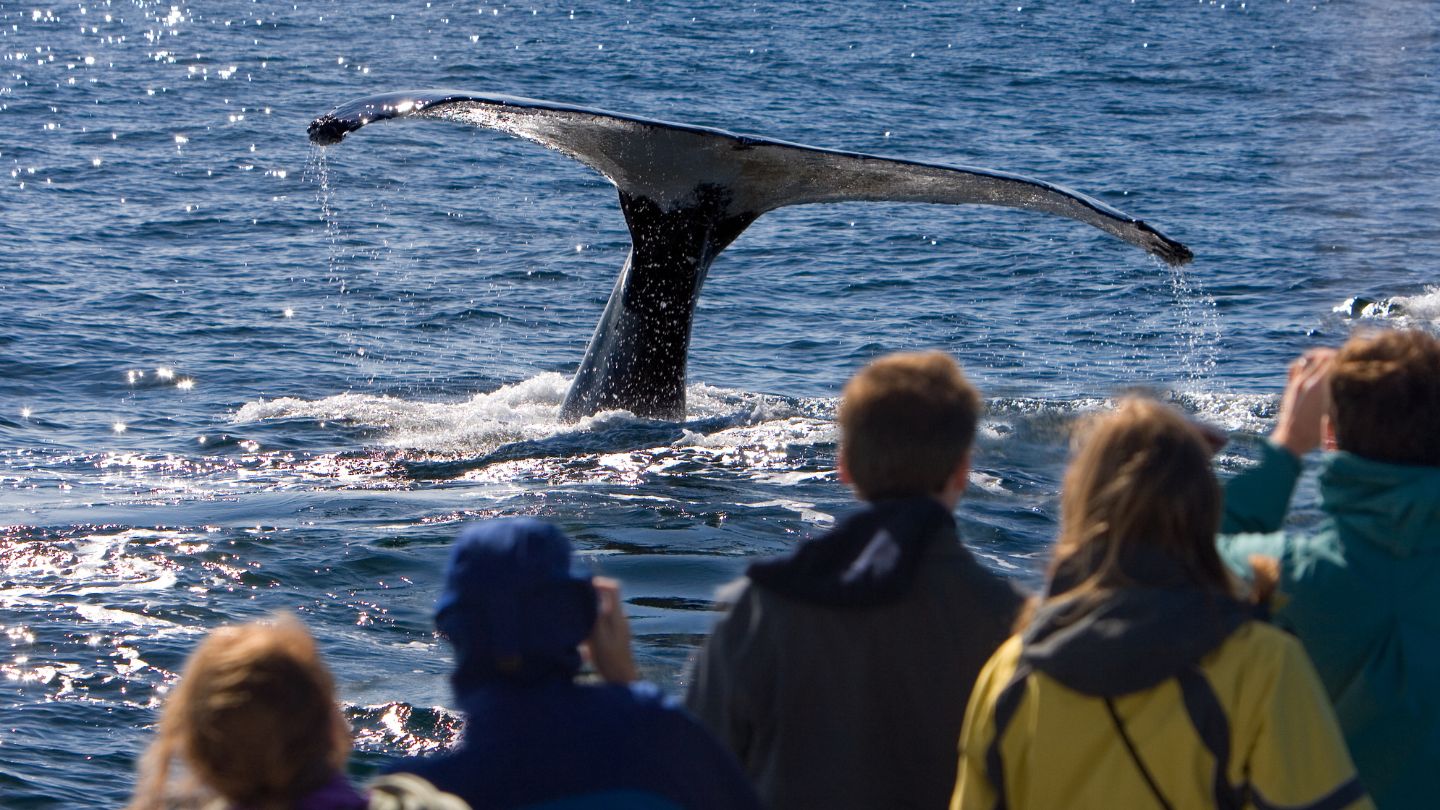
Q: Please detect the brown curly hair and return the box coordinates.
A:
[1330,329,1440,466]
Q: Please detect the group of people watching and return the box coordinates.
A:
[129,327,1439,810]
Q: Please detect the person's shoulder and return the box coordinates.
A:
[585,679,691,720]
[1210,619,1321,683]
[619,678,672,707]
[991,633,1024,667]
[928,539,1028,603]
[971,634,1026,698]
[1200,620,1297,702]
[366,773,472,810]
[712,575,755,609]
[384,750,449,780]
[1224,618,1298,653]
[610,681,739,751]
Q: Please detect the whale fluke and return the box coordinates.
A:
[310,90,1193,420]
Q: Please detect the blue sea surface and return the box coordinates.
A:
[1,0,1438,805]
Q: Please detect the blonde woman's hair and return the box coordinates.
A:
[130,614,350,810]
[1047,397,1233,608]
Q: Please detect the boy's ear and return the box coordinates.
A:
[945,452,972,495]
[1323,414,1338,451]
[837,448,852,484]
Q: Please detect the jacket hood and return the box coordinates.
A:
[746,496,955,608]
[1022,551,1255,697]
[435,519,596,690]
[1320,452,1440,557]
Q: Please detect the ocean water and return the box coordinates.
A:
[2,0,1438,805]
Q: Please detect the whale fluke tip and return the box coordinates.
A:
[1136,221,1193,266]
[308,114,356,146]
[1156,236,1194,267]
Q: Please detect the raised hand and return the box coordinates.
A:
[1272,348,1337,458]
[582,577,640,684]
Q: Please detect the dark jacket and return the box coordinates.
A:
[395,680,759,810]
[686,498,1025,810]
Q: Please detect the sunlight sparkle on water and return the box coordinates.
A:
[112,421,126,434]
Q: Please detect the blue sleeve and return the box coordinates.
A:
[1221,440,1303,535]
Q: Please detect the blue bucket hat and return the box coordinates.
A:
[435,518,597,687]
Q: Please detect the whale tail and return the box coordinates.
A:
[310,91,1193,419]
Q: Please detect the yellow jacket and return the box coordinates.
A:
[954,614,1371,810]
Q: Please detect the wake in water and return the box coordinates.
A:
[230,372,1282,480]
[1335,285,1440,329]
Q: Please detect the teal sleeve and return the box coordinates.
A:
[1217,531,1291,581]
[1220,440,1303,535]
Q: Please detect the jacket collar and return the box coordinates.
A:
[746,496,956,608]
[1022,551,1256,697]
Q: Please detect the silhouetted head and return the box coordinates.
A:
[838,351,981,501]
[1330,328,1440,466]
[1049,397,1229,601]
[436,519,597,690]
[130,615,349,810]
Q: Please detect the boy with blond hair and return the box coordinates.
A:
[687,351,1025,810]
[1222,328,1440,809]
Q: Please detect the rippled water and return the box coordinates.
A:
[2,0,1439,805]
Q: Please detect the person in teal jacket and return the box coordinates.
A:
[1219,328,1440,809]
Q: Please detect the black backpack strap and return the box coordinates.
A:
[1104,697,1177,810]
[1176,666,1246,810]
[985,662,1032,810]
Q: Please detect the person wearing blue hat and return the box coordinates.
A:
[388,518,761,810]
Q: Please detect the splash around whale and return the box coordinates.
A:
[309,90,1192,421]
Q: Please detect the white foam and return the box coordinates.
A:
[969,471,1007,494]
[235,374,827,456]
[1389,286,1440,327]
[230,374,1287,481]
[1170,391,1277,435]
[236,373,574,454]
[1335,286,1440,331]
